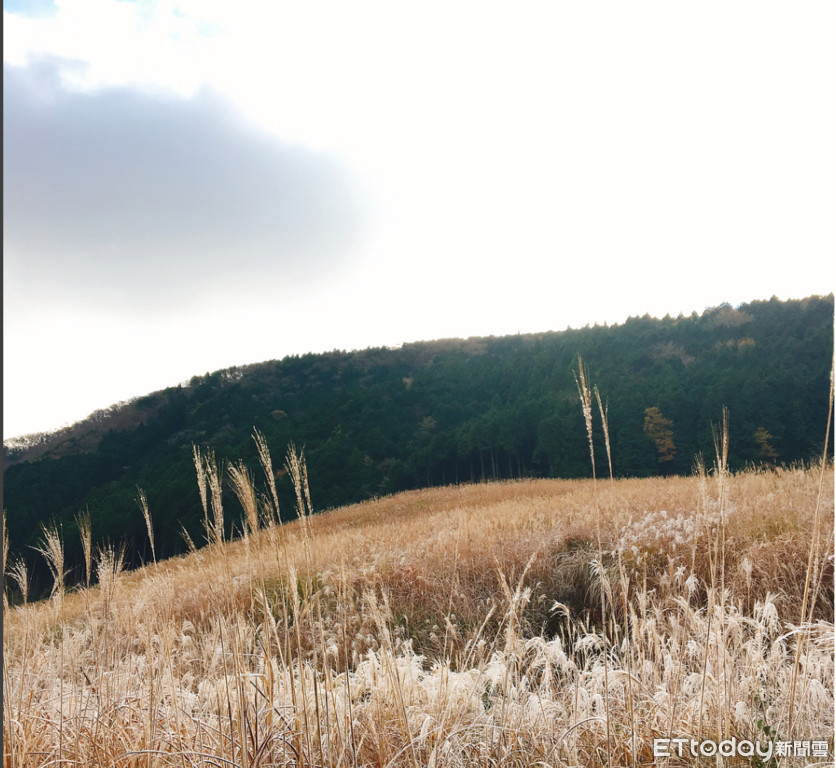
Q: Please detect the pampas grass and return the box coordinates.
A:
[3,432,833,766]
[7,556,29,606]
[76,509,93,590]
[136,488,156,565]
[575,356,612,767]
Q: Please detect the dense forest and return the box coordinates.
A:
[4,295,833,597]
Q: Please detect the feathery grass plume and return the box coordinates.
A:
[76,510,94,619]
[35,522,65,599]
[711,409,730,530]
[228,460,259,538]
[301,458,313,520]
[496,552,537,658]
[95,542,125,616]
[207,454,225,547]
[194,446,225,546]
[179,522,198,555]
[94,540,124,680]
[284,443,313,530]
[99,542,125,583]
[193,443,210,535]
[76,509,93,588]
[787,362,834,735]
[2,511,8,609]
[714,418,730,617]
[228,456,273,691]
[285,442,313,519]
[285,442,314,571]
[712,408,730,511]
[2,511,8,575]
[253,427,280,525]
[574,356,596,482]
[594,386,614,482]
[8,556,29,605]
[135,488,156,565]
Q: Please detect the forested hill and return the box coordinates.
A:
[4,295,833,593]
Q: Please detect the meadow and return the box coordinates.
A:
[3,423,833,767]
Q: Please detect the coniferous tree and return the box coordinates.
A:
[754,427,778,467]
[643,406,676,465]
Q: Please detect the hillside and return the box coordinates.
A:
[3,461,833,766]
[3,294,833,592]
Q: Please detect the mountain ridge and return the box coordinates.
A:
[4,296,815,461]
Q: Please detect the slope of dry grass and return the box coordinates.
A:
[3,460,833,767]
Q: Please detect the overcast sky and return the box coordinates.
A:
[4,0,834,439]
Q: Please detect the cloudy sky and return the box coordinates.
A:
[4,0,834,439]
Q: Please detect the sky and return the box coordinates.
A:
[4,0,835,440]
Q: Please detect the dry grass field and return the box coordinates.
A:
[3,433,833,767]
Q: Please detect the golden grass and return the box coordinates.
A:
[3,458,833,767]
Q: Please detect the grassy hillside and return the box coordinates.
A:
[3,443,833,765]
[3,295,833,594]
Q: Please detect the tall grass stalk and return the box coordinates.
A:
[193,444,211,538]
[36,522,66,762]
[3,512,8,606]
[286,442,315,576]
[575,355,611,768]
[228,460,260,539]
[194,446,226,548]
[712,408,732,737]
[36,522,65,600]
[76,509,92,589]
[136,488,156,565]
[254,427,281,525]
[0,509,9,620]
[228,452,275,695]
[594,386,614,484]
[787,364,834,735]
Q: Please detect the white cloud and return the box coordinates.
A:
[4,58,369,314]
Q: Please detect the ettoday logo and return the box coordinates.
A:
[653,738,831,760]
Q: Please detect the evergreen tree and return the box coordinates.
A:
[643,406,676,465]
